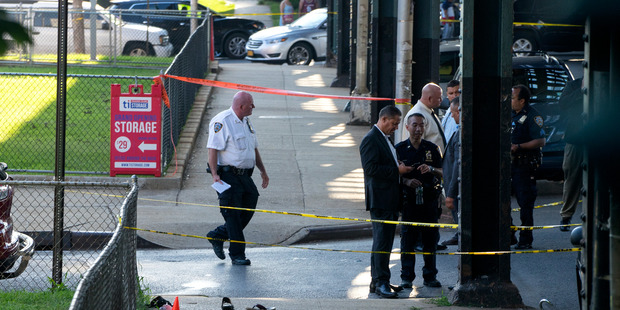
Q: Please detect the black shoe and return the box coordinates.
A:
[375,283,397,298]
[207,234,225,260]
[441,238,458,246]
[423,279,442,287]
[400,280,413,288]
[511,235,518,246]
[221,297,234,310]
[560,218,571,232]
[436,243,448,250]
[231,258,251,265]
[369,282,376,293]
[514,243,532,250]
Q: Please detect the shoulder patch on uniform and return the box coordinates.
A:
[534,116,544,128]
[214,122,223,133]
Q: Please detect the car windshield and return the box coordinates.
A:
[289,10,325,28]
[513,67,570,104]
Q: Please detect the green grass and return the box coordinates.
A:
[427,294,451,306]
[0,290,74,310]
[0,53,175,66]
[0,65,162,173]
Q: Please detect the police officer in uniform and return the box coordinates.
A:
[510,85,545,249]
[396,113,443,288]
[206,91,269,265]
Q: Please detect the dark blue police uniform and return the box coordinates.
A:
[511,105,545,246]
[395,139,442,283]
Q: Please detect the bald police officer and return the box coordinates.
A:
[510,85,545,249]
[206,91,269,265]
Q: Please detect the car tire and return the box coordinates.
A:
[224,33,249,59]
[287,42,314,66]
[512,32,538,56]
[123,42,153,57]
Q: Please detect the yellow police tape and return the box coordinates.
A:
[73,190,577,231]
[124,226,580,256]
[217,11,338,16]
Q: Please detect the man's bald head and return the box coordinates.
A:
[232,91,255,119]
[420,83,443,109]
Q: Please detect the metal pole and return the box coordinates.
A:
[90,0,96,60]
[393,0,413,141]
[191,0,198,34]
[53,0,69,286]
[348,0,371,125]
[609,25,620,310]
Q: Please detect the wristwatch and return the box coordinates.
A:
[430,166,435,173]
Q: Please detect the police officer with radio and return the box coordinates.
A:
[510,85,545,250]
[396,113,443,288]
[206,91,269,266]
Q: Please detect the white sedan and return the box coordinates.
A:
[245,8,327,65]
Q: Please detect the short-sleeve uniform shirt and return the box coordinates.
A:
[511,105,545,156]
[207,108,257,169]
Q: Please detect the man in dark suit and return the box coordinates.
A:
[360,105,413,298]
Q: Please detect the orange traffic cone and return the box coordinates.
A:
[172,296,179,310]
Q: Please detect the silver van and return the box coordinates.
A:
[1,1,174,57]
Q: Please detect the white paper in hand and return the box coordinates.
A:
[211,181,231,194]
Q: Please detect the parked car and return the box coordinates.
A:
[513,0,586,55]
[108,0,265,57]
[245,7,327,65]
[0,1,174,57]
[450,51,574,180]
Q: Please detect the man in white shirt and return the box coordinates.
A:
[401,83,446,155]
[206,91,269,266]
[441,80,460,145]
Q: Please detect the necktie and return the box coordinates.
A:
[431,110,447,148]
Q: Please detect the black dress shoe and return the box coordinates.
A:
[436,243,448,250]
[231,258,251,265]
[400,280,413,288]
[423,279,442,287]
[375,283,397,298]
[208,234,225,260]
[369,282,376,293]
[441,238,458,246]
[560,217,571,232]
[514,243,532,250]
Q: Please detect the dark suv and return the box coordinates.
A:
[513,0,586,55]
[108,0,265,57]
[451,52,574,180]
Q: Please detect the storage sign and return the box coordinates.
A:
[110,84,162,177]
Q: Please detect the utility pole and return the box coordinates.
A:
[348,0,371,125]
[393,0,413,140]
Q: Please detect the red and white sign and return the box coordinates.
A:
[110,84,162,177]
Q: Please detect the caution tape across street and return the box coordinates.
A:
[124,226,580,256]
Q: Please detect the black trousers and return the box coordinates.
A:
[208,171,259,260]
[400,200,439,282]
[512,163,537,245]
[370,208,399,286]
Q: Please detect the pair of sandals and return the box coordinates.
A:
[222,297,276,310]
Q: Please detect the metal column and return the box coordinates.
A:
[450,0,523,306]
[393,0,413,141]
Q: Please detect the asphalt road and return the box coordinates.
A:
[136,193,580,309]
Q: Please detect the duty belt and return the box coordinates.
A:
[218,165,254,176]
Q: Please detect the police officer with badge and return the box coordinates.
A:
[510,85,545,250]
[396,113,444,288]
[206,91,269,265]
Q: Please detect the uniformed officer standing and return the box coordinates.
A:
[510,85,545,249]
[206,91,269,265]
[396,113,443,288]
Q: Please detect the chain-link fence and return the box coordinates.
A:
[0,178,134,292]
[69,177,138,310]
[0,14,210,174]
[160,16,211,169]
[0,73,155,174]
[1,6,175,67]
